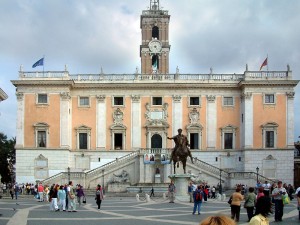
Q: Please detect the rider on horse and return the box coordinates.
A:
[168,128,193,163]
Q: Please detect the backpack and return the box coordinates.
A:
[195,191,202,201]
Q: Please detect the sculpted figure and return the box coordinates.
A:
[168,128,193,174]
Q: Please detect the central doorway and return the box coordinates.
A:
[151,134,162,148]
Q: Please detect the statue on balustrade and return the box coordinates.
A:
[167,128,193,174]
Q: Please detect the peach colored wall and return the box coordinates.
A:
[105,97,131,150]
[24,94,61,148]
[141,97,150,148]
[71,96,96,150]
[253,94,286,148]
[216,96,241,149]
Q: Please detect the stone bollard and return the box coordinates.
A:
[136,194,140,202]
[145,194,151,202]
[217,193,222,201]
[222,194,227,201]
[163,192,166,200]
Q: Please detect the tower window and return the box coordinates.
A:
[152,97,162,105]
[152,26,159,39]
[152,55,159,71]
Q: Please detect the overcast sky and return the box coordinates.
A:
[0,0,299,141]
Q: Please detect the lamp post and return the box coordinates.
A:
[67,167,70,182]
[219,169,222,194]
[256,167,259,184]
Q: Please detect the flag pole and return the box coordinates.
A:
[267,54,269,72]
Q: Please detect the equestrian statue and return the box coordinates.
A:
[167,128,194,174]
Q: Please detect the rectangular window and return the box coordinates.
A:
[224,133,233,149]
[190,97,200,106]
[152,97,162,105]
[38,94,48,104]
[223,97,233,106]
[37,131,46,147]
[190,133,199,149]
[79,97,89,106]
[265,94,275,104]
[266,131,274,148]
[114,97,124,106]
[79,133,88,149]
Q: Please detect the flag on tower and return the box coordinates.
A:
[259,57,268,70]
[32,57,44,68]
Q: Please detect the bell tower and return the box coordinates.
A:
[140,0,170,74]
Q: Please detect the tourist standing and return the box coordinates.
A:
[95,184,104,210]
[168,180,176,203]
[57,185,66,211]
[37,183,44,202]
[211,186,216,199]
[49,184,59,211]
[192,185,204,215]
[244,187,256,222]
[67,181,77,212]
[271,181,286,222]
[249,196,272,225]
[188,182,193,203]
[297,191,300,221]
[230,186,244,222]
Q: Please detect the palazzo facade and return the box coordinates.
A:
[12,0,298,185]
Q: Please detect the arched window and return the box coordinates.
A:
[151,134,162,148]
[152,26,159,39]
[152,55,159,70]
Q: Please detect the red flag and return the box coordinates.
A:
[259,57,268,70]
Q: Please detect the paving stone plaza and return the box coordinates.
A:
[0,196,299,225]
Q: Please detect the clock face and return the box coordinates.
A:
[149,40,162,53]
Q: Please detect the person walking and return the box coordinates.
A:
[49,184,59,211]
[244,187,256,222]
[249,196,272,225]
[76,185,85,208]
[192,185,204,215]
[271,181,286,222]
[230,186,244,222]
[168,180,176,203]
[95,184,104,210]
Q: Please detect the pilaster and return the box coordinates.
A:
[242,92,253,149]
[172,95,182,140]
[15,92,24,148]
[60,92,71,148]
[96,95,106,149]
[286,92,295,148]
[131,95,141,149]
[206,95,216,149]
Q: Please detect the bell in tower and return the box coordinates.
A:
[140,0,171,74]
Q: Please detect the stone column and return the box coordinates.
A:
[206,95,216,149]
[242,92,253,149]
[131,95,141,150]
[96,95,106,149]
[60,92,71,148]
[15,92,24,148]
[172,95,182,138]
[286,92,295,148]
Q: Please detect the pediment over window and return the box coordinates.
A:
[186,124,203,130]
[220,124,238,132]
[35,154,47,160]
[33,122,49,128]
[75,125,91,131]
[265,155,275,160]
[261,122,279,128]
[110,124,127,130]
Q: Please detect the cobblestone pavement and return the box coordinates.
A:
[0,196,299,225]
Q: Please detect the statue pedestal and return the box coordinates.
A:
[169,174,191,202]
[155,174,161,183]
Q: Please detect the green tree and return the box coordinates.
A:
[0,132,16,183]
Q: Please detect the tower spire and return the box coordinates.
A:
[150,0,159,10]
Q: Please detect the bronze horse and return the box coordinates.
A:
[168,129,194,174]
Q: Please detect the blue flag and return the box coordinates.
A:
[32,58,44,68]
